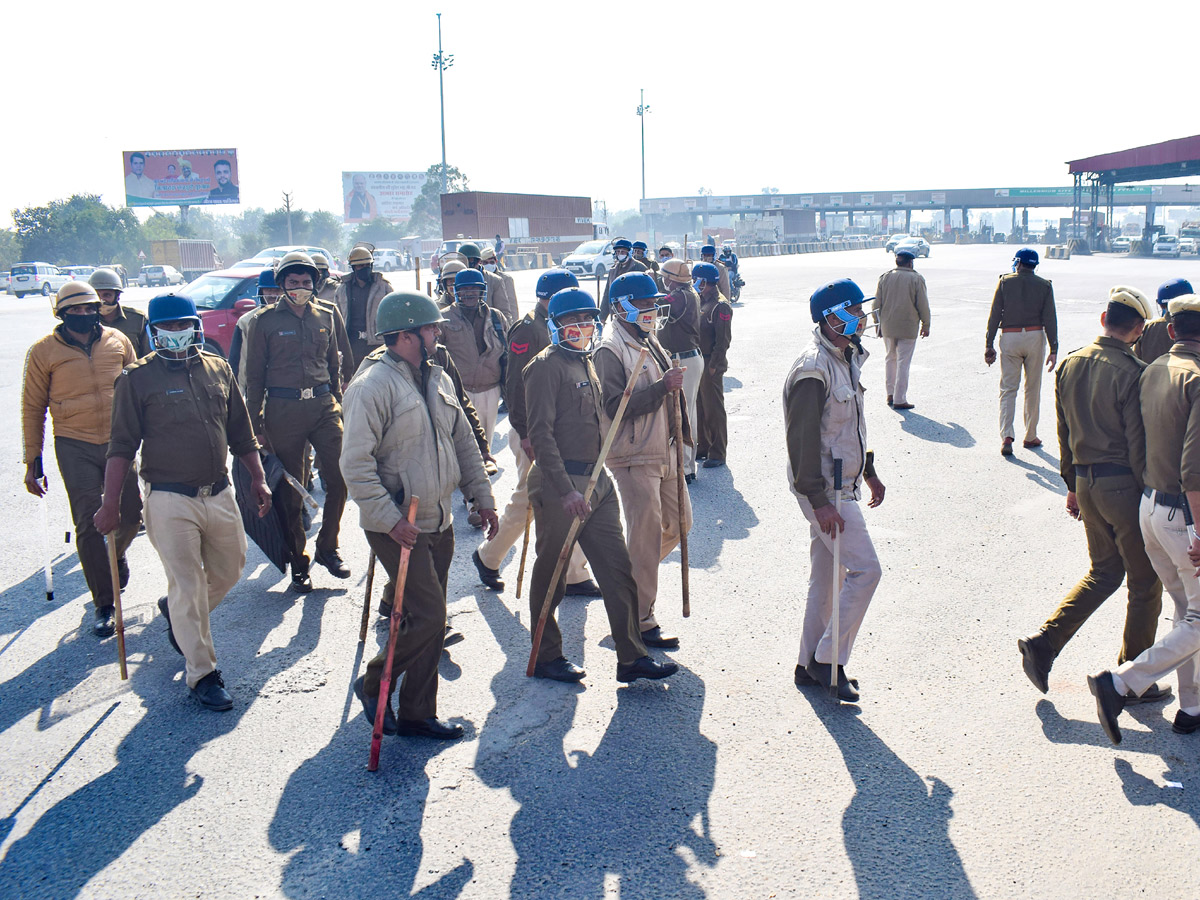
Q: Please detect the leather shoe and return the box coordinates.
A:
[533,657,586,682]
[1126,682,1172,705]
[804,658,859,701]
[378,597,394,618]
[472,549,504,591]
[795,664,817,687]
[314,548,351,579]
[1087,669,1127,745]
[354,675,396,735]
[1023,439,1043,449]
[191,670,233,711]
[1001,438,1014,457]
[886,394,894,408]
[702,458,725,469]
[685,473,696,484]
[444,624,464,647]
[395,717,464,740]
[893,402,915,410]
[564,579,602,597]
[1017,634,1053,694]
[158,596,182,655]
[641,626,680,649]
[1173,709,1200,734]
[290,568,313,594]
[617,656,678,683]
[93,607,116,638]
[117,555,130,590]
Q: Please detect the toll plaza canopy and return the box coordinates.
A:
[1067,134,1200,183]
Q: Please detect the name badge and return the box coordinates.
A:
[165,388,185,396]
[575,381,590,388]
[278,330,297,337]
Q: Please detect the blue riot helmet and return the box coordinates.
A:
[547,288,602,353]
[1158,277,1194,312]
[453,267,488,306]
[147,293,204,358]
[1013,247,1039,271]
[535,268,580,302]
[691,262,720,293]
[257,266,279,302]
[810,278,869,345]
[609,271,666,334]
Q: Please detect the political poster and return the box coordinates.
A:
[342,171,426,223]
[122,149,240,206]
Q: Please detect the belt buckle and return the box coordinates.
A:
[300,387,314,400]
[358,331,368,340]
[198,484,212,498]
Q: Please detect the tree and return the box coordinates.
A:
[13,194,142,267]
[0,229,19,271]
[350,217,404,247]
[609,208,643,236]
[308,211,344,254]
[407,163,470,239]
[142,212,180,242]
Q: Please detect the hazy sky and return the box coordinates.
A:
[5,0,1196,225]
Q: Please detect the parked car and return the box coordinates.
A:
[141,265,185,287]
[10,262,70,298]
[61,265,97,281]
[3,271,10,294]
[561,239,615,278]
[251,245,337,266]
[1153,235,1181,259]
[372,249,405,271]
[1179,237,1198,255]
[884,233,910,252]
[431,238,487,273]
[1110,236,1133,252]
[177,265,265,357]
[892,237,931,258]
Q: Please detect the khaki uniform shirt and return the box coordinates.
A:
[706,258,733,302]
[1135,315,1173,364]
[505,306,552,440]
[1055,336,1147,492]
[600,256,648,315]
[1140,342,1200,494]
[108,350,259,486]
[658,286,701,356]
[103,305,152,357]
[986,269,1058,352]
[874,267,930,340]
[244,301,342,433]
[524,345,604,499]
[699,295,733,373]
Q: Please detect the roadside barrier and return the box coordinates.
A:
[1045,245,1071,260]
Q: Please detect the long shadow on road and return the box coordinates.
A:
[895,410,975,448]
[686,464,759,569]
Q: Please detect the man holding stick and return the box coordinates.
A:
[595,272,692,650]
[342,291,497,740]
[784,279,885,702]
[523,287,676,684]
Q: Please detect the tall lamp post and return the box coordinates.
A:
[637,88,650,200]
[432,13,454,195]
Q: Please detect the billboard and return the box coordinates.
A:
[342,171,426,223]
[122,149,240,207]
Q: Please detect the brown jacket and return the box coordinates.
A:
[1140,342,1200,494]
[244,301,342,433]
[699,295,733,373]
[505,306,552,440]
[334,272,391,346]
[524,345,604,499]
[600,256,648,317]
[1135,315,1173,364]
[22,325,135,463]
[986,269,1058,352]
[658,286,701,355]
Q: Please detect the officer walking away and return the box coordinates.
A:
[95,294,271,710]
[785,279,886,701]
[473,269,598,595]
[480,246,520,324]
[1087,291,1200,744]
[985,247,1058,456]
[312,252,342,304]
[90,267,151,357]
[494,234,506,268]
[599,239,647,320]
[874,247,930,409]
[595,272,692,649]
[657,258,702,482]
[694,262,733,470]
[22,281,140,636]
[343,291,498,740]
[1136,278,1193,364]
[523,287,677,684]
[334,245,391,368]
[699,244,732,301]
[244,251,350,592]
[1018,287,1167,701]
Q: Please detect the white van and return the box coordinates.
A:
[10,262,69,298]
[561,239,615,278]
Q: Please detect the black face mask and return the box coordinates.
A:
[63,312,100,333]
[354,267,372,283]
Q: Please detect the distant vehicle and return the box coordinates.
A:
[3,271,10,294]
[1110,236,1134,252]
[141,265,185,287]
[1152,234,1181,259]
[177,265,265,357]
[431,238,486,273]
[1179,237,1198,255]
[61,265,97,281]
[884,233,910,252]
[251,245,336,266]
[150,239,220,282]
[10,262,69,298]
[893,237,931,259]
[372,249,405,271]
[561,239,615,278]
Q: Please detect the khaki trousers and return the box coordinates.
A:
[793,493,882,667]
[143,485,246,688]
[363,527,453,719]
[264,393,346,570]
[54,437,141,610]
[1117,495,1200,710]
[1040,473,1162,662]
[998,329,1045,442]
[466,385,501,451]
[883,337,917,404]
[527,466,646,665]
[476,431,589,582]
[610,454,693,631]
[696,365,727,462]
[676,353,704,475]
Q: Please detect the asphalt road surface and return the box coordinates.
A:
[3,246,1200,899]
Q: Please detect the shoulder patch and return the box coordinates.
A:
[510,341,530,355]
[718,307,732,322]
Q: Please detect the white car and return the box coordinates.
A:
[372,249,405,271]
[251,245,337,265]
[141,265,185,287]
[10,262,70,298]
[1153,235,1181,259]
[1179,237,1198,255]
[561,239,615,277]
[1110,236,1133,252]
[893,237,931,258]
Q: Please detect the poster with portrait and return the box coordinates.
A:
[122,149,240,206]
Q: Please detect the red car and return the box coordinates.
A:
[177,265,268,357]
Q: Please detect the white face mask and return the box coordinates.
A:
[659,255,670,263]
[483,263,497,273]
[286,289,314,307]
[156,325,196,352]
[615,252,628,263]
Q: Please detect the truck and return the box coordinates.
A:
[148,239,219,282]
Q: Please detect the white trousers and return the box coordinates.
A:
[677,353,704,475]
[883,337,917,404]
[466,385,502,453]
[998,330,1045,443]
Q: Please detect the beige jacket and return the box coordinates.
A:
[594,323,677,469]
[334,272,391,346]
[874,266,930,340]
[439,302,507,393]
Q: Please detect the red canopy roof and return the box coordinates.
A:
[1068,135,1200,175]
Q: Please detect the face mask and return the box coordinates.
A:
[99,302,119,317]
[634,307,659,334]
[156,326,196,352]
[483,263,497,273]
[615,252,628,263]
[659,255,670,263]
[286,289,314,307]
[63,312,100,332]
[693,278,704,293]
[562,321,596,349]
[354,267,372,282]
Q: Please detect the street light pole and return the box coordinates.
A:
[636,88,650,200]
[432,13,454,195]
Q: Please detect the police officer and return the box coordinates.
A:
[657,258,702,482]
[480,245,520,323]
[1136,278,1194,364]
[985,247,1058,456]
[523,286,677,684]
[874,248,930,409]
[694,262,733,470]
[785,279,885,701]
[311,252,341,304]
[595,272,691,649]
[95,294,271,710]
[22,281,140,636]
[699,244,732,301]
[244,251,350,592]
[1019,287,1167,700]
[658,245,675,265]
[459,242,516,325]
[1088,292,1200,744]
[229,268,281,389]
[334,245,391,368]
[435,260,467,308]
[631,240,661,289]
[473,269,598,595]
[599,238,647,320]
[90,267,151,356]
[343,291,498,740]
